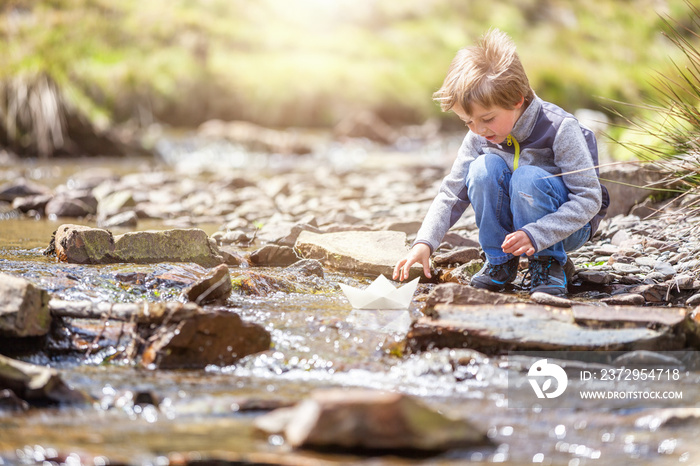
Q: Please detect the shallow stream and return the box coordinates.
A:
[1,156,699,465]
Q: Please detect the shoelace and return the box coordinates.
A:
[487,262,512,277]
[522,258,553,287]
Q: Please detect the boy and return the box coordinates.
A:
[393,29,609,296]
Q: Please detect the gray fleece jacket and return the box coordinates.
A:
[414,95,610,253]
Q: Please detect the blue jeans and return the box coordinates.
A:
[465,153,591,266]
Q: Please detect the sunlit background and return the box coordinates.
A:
[0,0,697,156]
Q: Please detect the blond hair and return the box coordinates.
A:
[433,29,534,114]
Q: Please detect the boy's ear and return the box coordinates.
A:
[514,95,525,109]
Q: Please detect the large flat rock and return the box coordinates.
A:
[295,230,423,279]
[407,304,684,353]
[50,224,224,267]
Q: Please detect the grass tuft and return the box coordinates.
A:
[610,0,700,277]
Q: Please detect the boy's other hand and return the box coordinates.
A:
[502,230,535,256]
[393,243,432,281]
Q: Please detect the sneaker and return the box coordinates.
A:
[524,257,567,296]
[470,256,520,292]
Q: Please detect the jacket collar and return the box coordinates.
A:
[510,93,541,142]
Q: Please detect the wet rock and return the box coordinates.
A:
[49,300,203,324]
[0,274,51,337]
[99,210,138,228]
[141,311,271,369]
[0,178,51,202]
[406,304,681,353]
[45,192,98,218]
[572,305,687,330]
[283,259,324,278]
[611,350,683,367]
[424,283,520,316]
[211,229,250,245]
[47,224,224,267]
[687,293,700,307]
[636,407,700,429]
[46,315,138,356]
[256,388,490,451]
[218,246,249,267]
[601,293,646,306]
[12,194,52,215]
[531,292,573,307]
[295,230,423,280]
[0,354,87,403]
[181,264,232,305]
[433,247,481,266]
[437,260,483,284]
[230,271,297,296]
[249,244,299,267]
[0,388,30,411]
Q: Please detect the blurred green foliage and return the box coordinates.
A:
[0,0,696,130]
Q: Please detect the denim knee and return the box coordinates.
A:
[509,165,552,197]
[467,153,509,187]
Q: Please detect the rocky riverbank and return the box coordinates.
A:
[2,145,700,463]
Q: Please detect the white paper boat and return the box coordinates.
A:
[338,275,419,310]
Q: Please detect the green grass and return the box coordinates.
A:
[1,0,698,130]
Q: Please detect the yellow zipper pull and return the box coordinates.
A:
[507,134,520,170]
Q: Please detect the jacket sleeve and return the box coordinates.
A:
[519,118,602,252]
[413,133,480,253]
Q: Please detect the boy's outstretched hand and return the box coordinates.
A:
[393,243,432,282]
[502,230,535,256]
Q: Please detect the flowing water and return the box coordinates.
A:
[1,156,700,465]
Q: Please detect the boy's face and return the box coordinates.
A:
[452,98,525,144]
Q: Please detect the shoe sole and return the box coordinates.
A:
[471,282,506,292]
[530,287,567,296]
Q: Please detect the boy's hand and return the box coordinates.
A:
[393,243,432,281]
[502,230,535,256]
